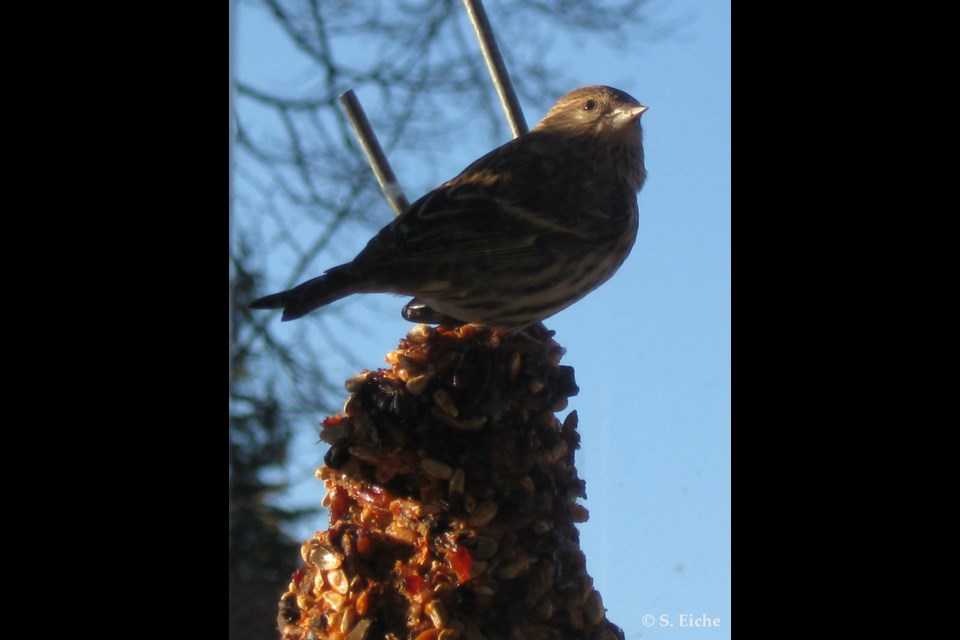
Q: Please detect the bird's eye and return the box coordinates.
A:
[582,99,598,111]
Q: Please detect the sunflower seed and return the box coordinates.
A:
[421,457,454,480]
[468,500,498,527]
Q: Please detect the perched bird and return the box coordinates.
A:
[250,85,648,331]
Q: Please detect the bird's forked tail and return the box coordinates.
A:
[248,266,360,321]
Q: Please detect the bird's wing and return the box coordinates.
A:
[353,184,598,267]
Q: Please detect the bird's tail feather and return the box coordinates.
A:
[248,267,359,321]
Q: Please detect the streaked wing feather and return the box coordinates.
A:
[356,186,561,265]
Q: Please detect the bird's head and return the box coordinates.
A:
[533,85,648,191]
[534,85,648,138]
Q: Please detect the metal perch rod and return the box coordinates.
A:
[462,0,528,138]
[338,0,527,220]
[338,90,411,217]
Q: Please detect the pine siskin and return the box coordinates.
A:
[249,85,648,331]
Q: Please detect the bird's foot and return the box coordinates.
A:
[401,299,466,326]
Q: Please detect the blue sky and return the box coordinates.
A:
[234,1,730,637]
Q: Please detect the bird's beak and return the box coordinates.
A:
[612,104,648,126]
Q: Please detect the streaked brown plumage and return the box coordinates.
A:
[249,85,648,331]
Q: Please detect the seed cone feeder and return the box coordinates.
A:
[277,322,624,640]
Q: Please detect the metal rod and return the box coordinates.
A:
[462,0,528,138]
[338,90,411,216]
